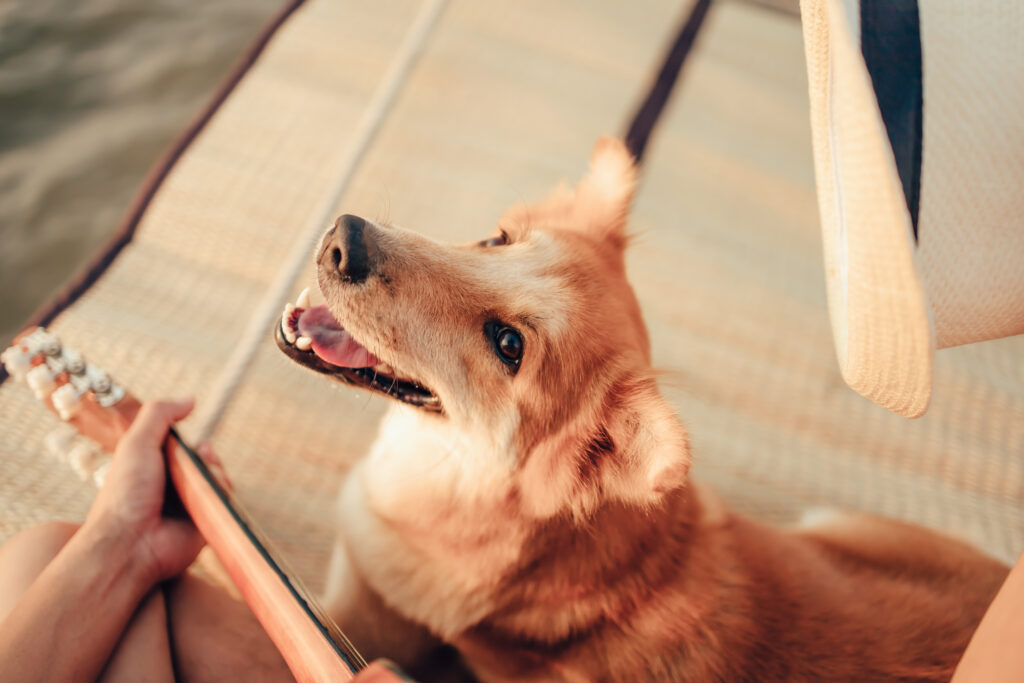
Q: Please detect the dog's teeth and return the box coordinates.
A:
[374,362,395,375]
[296,287,310,309]
[281,304,298,344]
[283,319,297,344]
[295,336,312,351]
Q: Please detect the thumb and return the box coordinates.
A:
[125,398,195,449]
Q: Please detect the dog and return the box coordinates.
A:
[275,137,1008,681]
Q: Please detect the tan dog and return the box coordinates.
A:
[276,138,1007,681]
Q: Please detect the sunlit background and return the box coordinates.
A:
[0,0,1018,598]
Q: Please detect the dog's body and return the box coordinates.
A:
[277,139,1007,681]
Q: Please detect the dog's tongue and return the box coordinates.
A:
[297,305,379,368]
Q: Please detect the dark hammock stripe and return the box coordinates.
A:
[624,0,713,164]
[860,0,924,240]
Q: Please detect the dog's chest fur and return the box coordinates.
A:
[340,444,1005,683]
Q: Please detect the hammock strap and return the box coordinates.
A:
[624,0,713,163]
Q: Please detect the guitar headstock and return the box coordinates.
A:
[2,326,143,484]
[5,328,383,680]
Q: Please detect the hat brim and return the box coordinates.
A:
[802,0,934,418]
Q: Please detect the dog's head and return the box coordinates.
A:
[277,138,688,517]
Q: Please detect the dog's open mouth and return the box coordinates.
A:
[275,288,442,414]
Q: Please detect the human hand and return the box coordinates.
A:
[81,398,214,586]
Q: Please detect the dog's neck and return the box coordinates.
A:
[350,403,709,641]
[483,483,703,633]
[451,484,721,679]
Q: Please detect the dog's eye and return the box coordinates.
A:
[479,231,508,248]
[497,328,522,361]
[484,321,523,371]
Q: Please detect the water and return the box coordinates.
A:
[0,0,282,342]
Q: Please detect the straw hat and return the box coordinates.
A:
[800,0,1024,418]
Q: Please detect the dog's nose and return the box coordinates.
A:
[323,214,377,284]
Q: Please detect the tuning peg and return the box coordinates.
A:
[90,370,111,395]
[41,336,61,357]
[51,383,83,420]
[43,425,79,463]
[26,364,57,399]
[91,460,111,488]
[68,443,102,481]
[79,365,125,407]
[61,348,85,376]
[1,345,33,380]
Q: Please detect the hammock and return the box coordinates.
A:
[1,0,1021,596]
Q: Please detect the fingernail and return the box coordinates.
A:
[210,462,233,490]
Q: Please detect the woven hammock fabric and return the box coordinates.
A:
[1,0,1021,596]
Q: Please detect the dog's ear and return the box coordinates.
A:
[571,136,638,248]
[518,375,689,517]
[598,376,690,504]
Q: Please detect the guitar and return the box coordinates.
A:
[2,326,408,683]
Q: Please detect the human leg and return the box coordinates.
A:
[0,521,175,682]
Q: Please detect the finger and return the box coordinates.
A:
[196,442,233,491]
[124,398,195,450]
[195,442,222,468]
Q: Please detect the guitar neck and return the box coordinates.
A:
[3,327,369,683]
[165,429,367,680]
